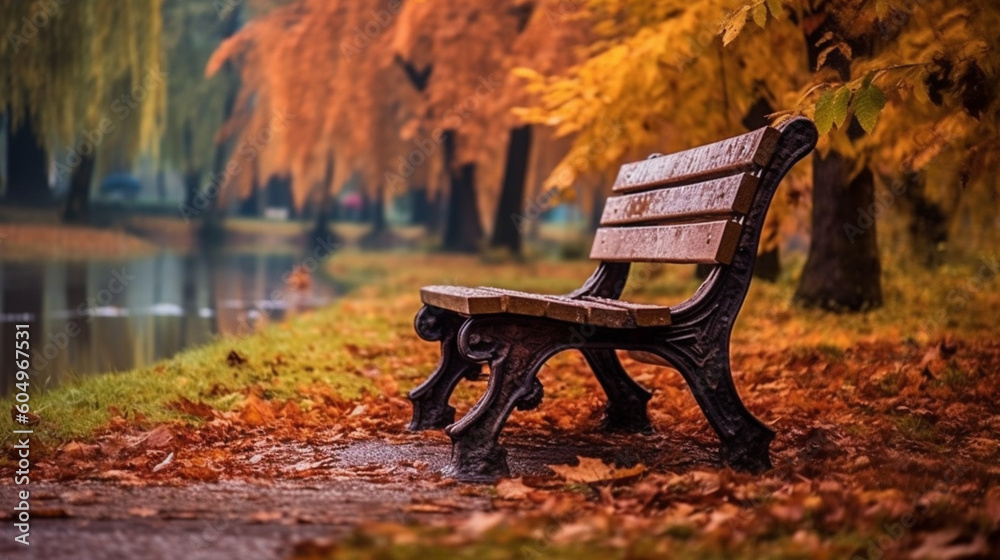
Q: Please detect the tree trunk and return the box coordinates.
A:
[794,152,882,311]
[5,114,52,206]
[743,97,781,282]
[370,185,387,234]
[62,153,96,223]
[410,185,430,225]
[795,8,882,310]
[182,119,202,214]
[490,126,532,255]
[753,249,780,282]
[441,130,484,253]
[900,171,947,268]
[311,155,335,241]
[156,167,167,203]
[589,187,606,234]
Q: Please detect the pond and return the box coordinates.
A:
[0,250,340,395]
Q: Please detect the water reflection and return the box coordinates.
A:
[0,251,338,394]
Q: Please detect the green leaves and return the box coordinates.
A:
[853,82,887,134]
[814,86,852,135]
[814,80,885,136]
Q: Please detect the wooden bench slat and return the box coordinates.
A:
[420,286,661,328]
[612,127,780,194]
[600,174,758,227]
[590,220,743,264]
[479,287,634,328]
[420,286,506,315]
[580,297,671,327]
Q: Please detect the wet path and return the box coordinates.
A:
[1,435,713,560]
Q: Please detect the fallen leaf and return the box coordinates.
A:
[142,425,174,449]
[403,503,456,514]
[171,396,215,420]
[456,511,505,539]
[249,511,284,523]
[10,405,41,426]
[152,452,175,472]
[910,530,986,560]
[495,478,533,500]
[548,456,646,484]
[240,395,277,427]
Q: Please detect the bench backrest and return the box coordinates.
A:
[590,127,782,265]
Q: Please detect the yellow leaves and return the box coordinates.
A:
[752,3,769,28]
[766,0,784,19]
[723,1,781,46]
[722,5,751,46]
[815,38,852,71]
[874,0,891,21]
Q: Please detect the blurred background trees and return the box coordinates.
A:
[2,0,998,312]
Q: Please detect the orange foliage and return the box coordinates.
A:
[206,0,592,219]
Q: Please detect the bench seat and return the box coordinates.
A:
[420,285,671,328]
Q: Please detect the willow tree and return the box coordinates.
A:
[517,0,1000,311]
[0,0,164,221]
[161,0,246,225]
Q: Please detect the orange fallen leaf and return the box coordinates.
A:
[548,456,645,484]
[495,478,533,500]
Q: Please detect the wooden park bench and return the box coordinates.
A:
[407,118,818,481]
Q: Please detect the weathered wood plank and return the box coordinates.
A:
[480,287,633,327]
[590,220,743,264]
[420,286,505,315]
[581,297,671,327]
[612,127,780,194]
[600,174,758,227]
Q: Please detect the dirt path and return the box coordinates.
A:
[1,441,482,560]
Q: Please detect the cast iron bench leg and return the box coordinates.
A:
[443,316,554,481]
[580,348,652,433]
[653,341,774,472]
[407,306,481,430]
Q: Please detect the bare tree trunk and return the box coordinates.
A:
[311,154,335,241]
[370,185,387,234]
[5,112,52,206]
[899,171,947,268]
[490,125,532,255]
[441,129,483,253]
[200,4,241,241]
[795,154,882,310]
[156,167,167,203]
[62,154,96,223]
